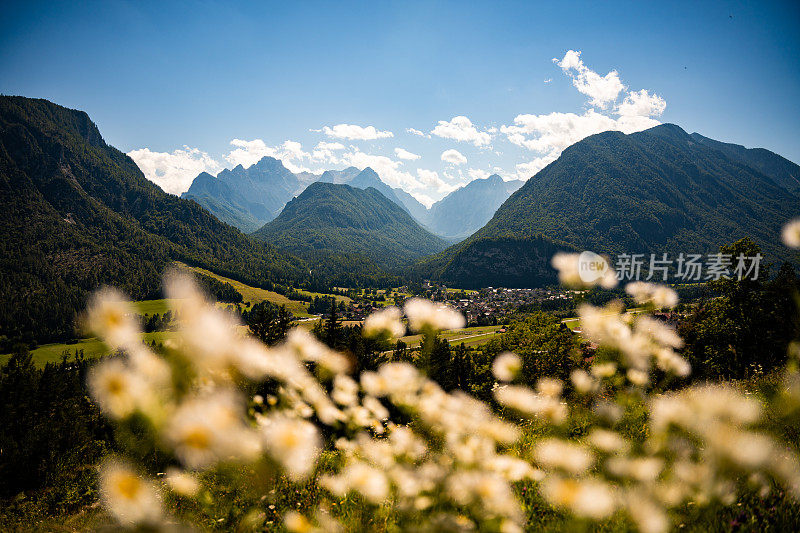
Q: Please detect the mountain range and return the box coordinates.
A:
[3,95,798,341]
[415,123,800,287]
[424,175,524,239]
[182,159,523,241]
[182,157,302,232]
[252,181,447,268]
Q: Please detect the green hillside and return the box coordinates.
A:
[0,96,309,344]
[417,124,800,287]
[252,181,447,269]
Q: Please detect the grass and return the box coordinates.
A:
[180,263,349,317]
[399,325,504,348]
[0,331,175,367]
[2,266,357,366]
[562,318,580,330]
[133,298,174,315]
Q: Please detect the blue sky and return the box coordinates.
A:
[1,1,799,204]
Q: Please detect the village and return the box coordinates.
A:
[335,282,583,326]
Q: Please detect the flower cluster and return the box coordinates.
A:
[85,226,800,531]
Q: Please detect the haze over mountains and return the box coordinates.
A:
[424,175,524,240]
[183,156,302,232]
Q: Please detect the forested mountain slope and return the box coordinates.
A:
[0,96,308,342]
[415,124,800,288]
[252,181,447,269]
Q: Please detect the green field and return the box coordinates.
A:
[133,298,174,315]
[2,266,357,367]
[0,331,175,367]
[562,317,580,330]
[181,263,349,317]
[399,325,504,349]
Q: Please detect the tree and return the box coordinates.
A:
[244,301,294,346]
[324,297,341,347]
[451,343,473,391]
[483,312,581,384]
[680,238,799,379]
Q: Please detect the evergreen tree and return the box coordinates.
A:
[244,301,294,346]
[452,343,473,391]
[324,297,341,347]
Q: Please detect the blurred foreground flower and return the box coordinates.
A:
[782,218,800,248]
[83,265,800,532]
[363,305,406,338]
[404,297,465,331]
[99,460,163,527]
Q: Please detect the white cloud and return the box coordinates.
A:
[417,169,442,187]
[406,127,430,138]
[411,191,435,208]
[501,109,618,153]
[554,50,625,109]
[127,146,222,195]
[394,147,421,160]
[617,89,666,117]
[225,139,272,167]
[225,139,311,173]
[415,168,460,194]
[321,124,393,140]
[515,153,559,180]
[468,168,491,180]
[500,51,667,180]
[311,141,346,163]
[431,116,492,147]
[441,149,467,165]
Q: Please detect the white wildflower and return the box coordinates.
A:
[539,476,617,519]
[635,316,683,349]
[99,460,163,527]
[86,288,140,350]
[323,462,390,504]
[570,369,597,394]
[261,414,322,481]
[363,306,406,338]
[495,385,567,424]
[492,352,521,382]
[626,282,678,308]
[164,468,199,497]
[782,218,800,248]
[606,456,664,482]
[591,362,617,378]
[627,368,649,386]
[534,438,594,474]
[537,377,563,397]
[165,389,260,469]
[403,298,465,332]
[332,375,359,406]
[446,471,522,521]
[285,328,350,375]
[625,493,669,533]
[88,358,147,419]
[586,428,630,454]
[361,362,422,400]
[363,395,390,422]
[284,511,314,533]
